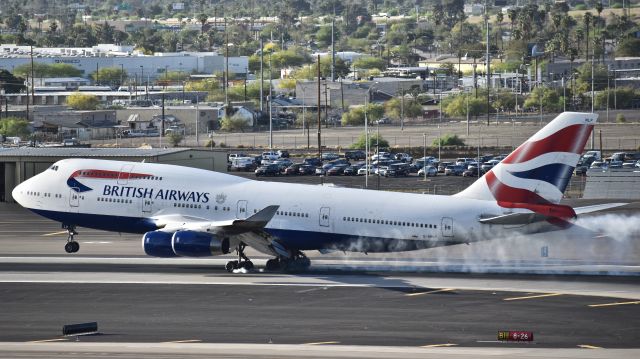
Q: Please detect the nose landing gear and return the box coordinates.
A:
[63,225,80,253]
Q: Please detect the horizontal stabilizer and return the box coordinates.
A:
[574,203,627,215]
[479,212,549,225]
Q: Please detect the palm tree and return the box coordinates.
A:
[583,12,592,61]
[197,13,209,35]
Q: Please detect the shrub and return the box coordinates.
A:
[205,139,216,148]
[616,114,626,123]
[433,134,465,146]
[166,133,183,147]
[350,133,389,149]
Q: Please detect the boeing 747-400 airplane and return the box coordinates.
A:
[12,112,620,271]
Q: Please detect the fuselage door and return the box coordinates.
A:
[142,198,152,213]
[236,200,248,219]
[441,217,454,237]
[319,207,331,227]
[117,164,134,185]
[69,189,79,208]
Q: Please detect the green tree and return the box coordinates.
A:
[66,93,100,110]
[0,117,30,137]
[350,133,389,149]
[384,97,422,120]
[595,87,637,109]
[220,113,251,132]
[443,93,487,117]
[616,38,640,57]
[523,87,562,112]
[166,132,184,147]
[14,62,81,78]
[91,67,127,86]
[0,70,26,93]
[352,57,386,71]
[341,103,383,126]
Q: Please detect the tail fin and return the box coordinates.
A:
[455,112,597,206]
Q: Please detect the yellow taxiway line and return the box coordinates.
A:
[588,301,640,308]
[304,341,341,345]
[29,338,69,343]
[503,293,563,301]
[42,231,69,237]
[578,344,602,349]
[162,339,202,343]
[406,288,455,297]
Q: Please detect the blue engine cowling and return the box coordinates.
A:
[171,231,230,257]
[142,231,178,257]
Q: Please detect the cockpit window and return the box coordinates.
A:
[49,165,59,171]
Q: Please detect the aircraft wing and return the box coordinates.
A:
[152,205,279,235]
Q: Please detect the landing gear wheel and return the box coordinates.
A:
[226,242,255,273]
[265,258,280,271]
[64,242,75,253]
[225,260,239,272]
[63,225,79,254]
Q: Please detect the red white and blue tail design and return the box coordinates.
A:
[455,112,597,217]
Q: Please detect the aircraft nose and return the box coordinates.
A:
[12,181,27,206]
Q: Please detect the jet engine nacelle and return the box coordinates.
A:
[142,231,178,257]
[171,230,231,257]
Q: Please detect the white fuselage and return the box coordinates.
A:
[13,158,522,253]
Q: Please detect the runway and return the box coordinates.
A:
[1,204,639,357]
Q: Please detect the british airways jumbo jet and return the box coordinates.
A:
[12,112,618,271]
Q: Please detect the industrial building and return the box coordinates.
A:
[0,147,227,203]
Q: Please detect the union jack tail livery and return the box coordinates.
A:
[456,112,597,219]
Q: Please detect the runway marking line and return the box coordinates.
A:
[421,343,458,348]
[29,338,69,343]
[304,341,341,345]
[162,339,202,343]
[42,231,68,237]
[406,288,455,297]
[588,300,640,308]
[578,344,602,349]
[503,293,563,301]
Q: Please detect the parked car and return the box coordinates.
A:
[357,165,376,175]
[438,161,452,173]
[371,152,392,161]
[321,152,340,161]
[303,157,322,167]
[298,164,316,175]
[344,163,364,176]
[345,150,366,161]
[231,157,256,171]
[463,166,481,177]
[574,165,588,176]
[284,164,303,175]
[261,151,280,161]
[395,153,413,163]
[417,166,438,177]
[272,159,293,171]
[456,158,475,166]
[277,150,290,158]
[255,164,281,176]
[481,160,500,173]
[385,163,410,177]
[376,117,391,124]
[445,165,464,176]
[327,164,349,176]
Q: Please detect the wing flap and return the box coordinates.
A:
[574,203,627,215]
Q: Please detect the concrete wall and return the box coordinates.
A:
[583,169,640,199]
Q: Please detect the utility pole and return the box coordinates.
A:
[260,37,264,112]
[317,55,322,158]
[30,45,35,106]
[225,21,229,104]
[485,1,490,126]
[269,54,273,150]
[331,17,335,82]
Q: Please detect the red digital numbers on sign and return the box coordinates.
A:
[498,331,534,341]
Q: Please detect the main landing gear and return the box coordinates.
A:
[63,225,79,253]
[265,251,311,272]
[225,243,254,272]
